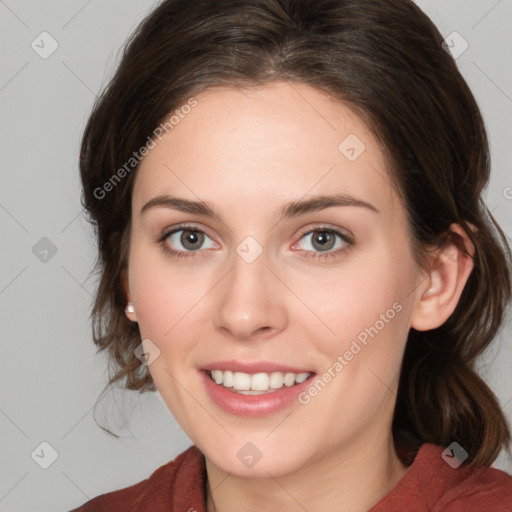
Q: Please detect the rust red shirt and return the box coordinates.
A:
[71,443,512,511]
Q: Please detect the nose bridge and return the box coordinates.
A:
[229,244,268,298]
[213,239,286,340]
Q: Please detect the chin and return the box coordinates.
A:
[198,434,315,478]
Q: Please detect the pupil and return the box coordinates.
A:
[313,231,334,251]
[182,230,202,250]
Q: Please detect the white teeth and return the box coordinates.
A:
[209,370,311,392]
[251,373,270,391]
[233,372,251,390]
[223,370,234,388]
[269,372,284,389]
[295,372,309,384]
[284,372,295,387]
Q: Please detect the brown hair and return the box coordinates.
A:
[80,0,511,466]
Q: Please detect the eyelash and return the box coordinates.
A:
[157,223,354,261]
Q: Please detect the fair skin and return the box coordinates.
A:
[122,81,474,512]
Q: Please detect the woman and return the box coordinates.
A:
[72,0,512,510]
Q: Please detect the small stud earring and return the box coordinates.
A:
[125,301,135,314]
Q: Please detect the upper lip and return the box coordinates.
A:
[199,360,314,374]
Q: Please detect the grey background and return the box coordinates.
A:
[0,1,511,511]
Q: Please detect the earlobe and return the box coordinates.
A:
[410,223,475,332]
[121,268,138,322]
[125,300,136,314]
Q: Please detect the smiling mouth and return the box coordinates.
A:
[207,369,313,395]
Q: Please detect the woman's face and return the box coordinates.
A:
[126,81,424,477]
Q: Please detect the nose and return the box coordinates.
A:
[213,248,287,342]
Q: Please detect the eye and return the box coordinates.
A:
[158,224,353,260]
[294,226,353,259]
[159,225,216,258]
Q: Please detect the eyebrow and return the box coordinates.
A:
[140,193,379,221]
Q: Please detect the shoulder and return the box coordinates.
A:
[435,463,512,511]
[372,443,512,511]
[416,444,512,511]
[69,444,206,512]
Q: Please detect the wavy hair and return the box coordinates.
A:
[79,0,511,466]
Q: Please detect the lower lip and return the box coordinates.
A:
[200,371,314,417]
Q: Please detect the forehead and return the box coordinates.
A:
[133,81,398,218]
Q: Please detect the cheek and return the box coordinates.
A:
[327,253,414,388]
[296,252,415,408]
[128,241,212,338]
[291,249,411,345]
[127,246,207,421]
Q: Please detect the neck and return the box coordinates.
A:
[205,432,408,512]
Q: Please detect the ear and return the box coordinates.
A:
[410,223,475,331]
[121,268,138,322]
